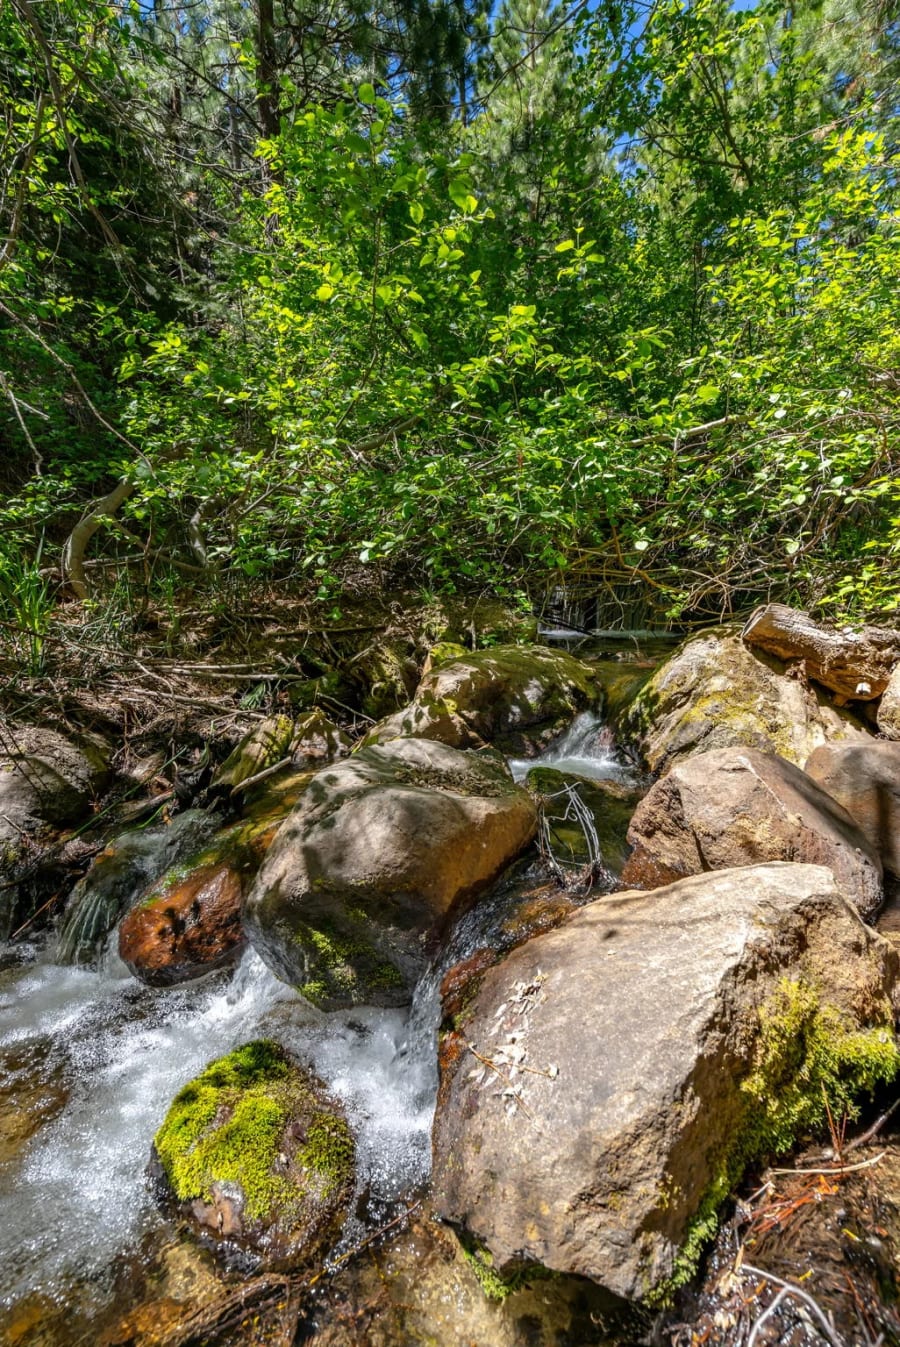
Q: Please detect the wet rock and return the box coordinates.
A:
[805,741,900,879]
[150,1040,354,1268]
[296,1206,631,1347]
[431,863,900,1302]
[243,738,537,1009]
[621,746,883,918]
[120,776,310,986]
[877,665,900,740]
[622,627,869,776]
[56,809,220,965]
[0,1039,68,1166]
[366,645,602,756]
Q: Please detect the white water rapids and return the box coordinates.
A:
[0,938,437,1312]
[0,709,635,1321]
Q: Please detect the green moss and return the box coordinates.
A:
[649,976,900,1305]
[153,1040,298,1222]
[459,1233,554,1302]
[293,918,404,1006]
[296,1114,355,1195]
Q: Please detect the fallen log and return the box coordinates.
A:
[742,603,900,702]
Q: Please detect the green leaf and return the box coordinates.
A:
[358,82,376,105]
[409,201,424,225]
[555,240,575,253]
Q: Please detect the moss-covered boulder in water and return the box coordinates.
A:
[150,1041,354,1266]
[622,627,869,777]
[366,645,602,756]
[432,863,900,1303]
[243,738,537,1009]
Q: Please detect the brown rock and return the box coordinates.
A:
[743,603,900,701]
[431,863,899,1302]
[119,853,245,987]
[878,666,900,740]
[243,738,537,1009]
[621,746,883,919]
[805,741,900,878]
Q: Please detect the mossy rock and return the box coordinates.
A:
[622,627,870,776]
[150,1041,354,1266]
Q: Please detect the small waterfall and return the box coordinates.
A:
[508,711,638,785]
[55,809,220,965]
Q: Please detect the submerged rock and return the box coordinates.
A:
[431,863,900,1302]
[621,746,883,918]
[243,738,537,1009]
[525,766,641,878]
[805,741,900,880]
[150,1040,354,1267]
[56,809,219,965]
[622,627,869,776]
[367,645,602,756]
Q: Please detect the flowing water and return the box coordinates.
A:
[508,710,639,785]
[0,639,667,1343]
[0,937,438,1327]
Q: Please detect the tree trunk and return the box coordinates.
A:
[61,476,136,601]
[742,603,900,702]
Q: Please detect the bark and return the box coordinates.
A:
[742,603,900,701]
[61,476,135,601]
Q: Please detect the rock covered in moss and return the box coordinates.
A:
[622,628,869,777]
[621,746,884,919]
[431,863,899,1303]
[210,717,296,794]
[150,1041,354,1266]
[243,738,537,1009]
[366,645,602,756]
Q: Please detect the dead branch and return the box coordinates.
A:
[61,476,136,600]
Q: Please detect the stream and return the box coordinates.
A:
[0,640,654,1345]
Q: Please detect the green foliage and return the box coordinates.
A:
[1,0,898,622]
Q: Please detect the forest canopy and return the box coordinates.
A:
[1,0,898,630]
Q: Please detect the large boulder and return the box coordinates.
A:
[366,645,602,756]
[622,628,869,777]
[0,726,109,860]
[621,746,883,919]
[150,1040,354,1266]
[243,738,537,1009]
[805,741,900,879]
[56,809,220,965]
[431,864,900,1302]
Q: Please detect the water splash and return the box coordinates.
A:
[508,711,638,784]
[0,938,437,1308]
